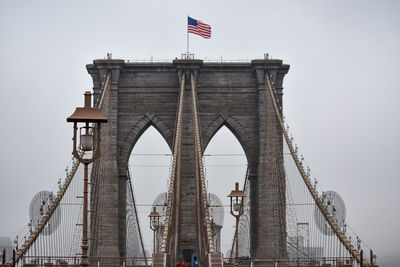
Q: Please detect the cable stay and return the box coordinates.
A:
[264,69,375,266]
[225,67,376,266]
[159,71,185,263]
[10,72,111,265]
[8,60,377,267]
[157,69,221,267]
[126,167,148,264]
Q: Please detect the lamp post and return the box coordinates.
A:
[67,91,107,266]
[228,182,245,267]
[148,207,161,255]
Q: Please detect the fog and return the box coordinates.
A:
[0,1,399,265]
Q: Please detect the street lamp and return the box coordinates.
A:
[148,207,161,255]
[67,91,107,266]
[228,182,245,267]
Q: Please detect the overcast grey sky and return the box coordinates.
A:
[0,0,399,266]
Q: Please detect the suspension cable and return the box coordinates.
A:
[264,71,364,264]
[190,71,215,254]
[11,72,111,264]
[160,72,185,255]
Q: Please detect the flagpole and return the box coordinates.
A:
[187,16,189,59]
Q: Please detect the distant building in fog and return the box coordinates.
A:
[0,236,13,263]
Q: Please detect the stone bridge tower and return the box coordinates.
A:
[87,58,289,260]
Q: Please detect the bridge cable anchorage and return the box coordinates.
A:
[11,72,112,265]
[264,72,368,265]
[190,71,216,255]
[160,72,185,260]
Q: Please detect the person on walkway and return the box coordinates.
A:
[182,260,187,267]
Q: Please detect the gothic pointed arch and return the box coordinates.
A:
[118,113,173,174]
[202,115,257,169]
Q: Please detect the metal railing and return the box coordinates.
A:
[223,257,355,267]
[123,58,254,64]
[20,256,151,267]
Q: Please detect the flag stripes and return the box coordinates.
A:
[188,16,211,39]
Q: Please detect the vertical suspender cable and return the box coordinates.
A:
[264,71,362,264]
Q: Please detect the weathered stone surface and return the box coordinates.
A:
[87,58,289,260]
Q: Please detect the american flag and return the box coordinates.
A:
[188,16,211,39]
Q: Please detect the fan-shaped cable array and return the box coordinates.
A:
[11,72,111,266]
[266,68,375,266]
[227,67,376,266]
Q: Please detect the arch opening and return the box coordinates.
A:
[203,125,248,257]
[127,125,172,256]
